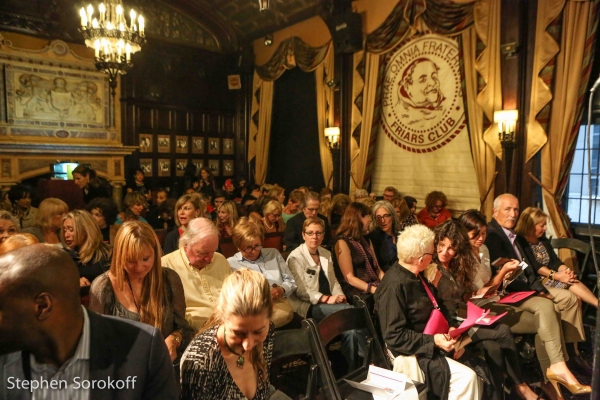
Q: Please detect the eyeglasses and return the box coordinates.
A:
[270,214,281,218]
[433,203,444,209]
[304,231,324,237]
[421,252,434,258]
[242,244,263,253]
[376,214,392,221]
[304,207,319,212]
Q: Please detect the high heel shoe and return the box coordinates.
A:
[546,369,592,396]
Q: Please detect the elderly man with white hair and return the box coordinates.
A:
[162,217,231,331]
[376,224,481,400]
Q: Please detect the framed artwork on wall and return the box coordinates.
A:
[158,159,171,176]
[157,135,170,153]
[140,158,153,177]
[176,159,188,176]
[223,138,234,155]
[139,134,153,153]
[175,136,189,154]
[223,159,234,176]
[208,159,220,175]
[192,160,203,173]
[208,137,220,154]
[192,137,204,154]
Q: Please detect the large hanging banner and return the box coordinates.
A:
[372,34,480,214]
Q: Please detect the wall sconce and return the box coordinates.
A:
[494,110,518,144]
[324,127,340,149]
[264,34,273,46]
[258,0,270,11]
[494,109,518,189]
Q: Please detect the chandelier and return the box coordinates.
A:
[79,0,146,96]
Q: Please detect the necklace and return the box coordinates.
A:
[309,250,319,256]
[263,218,274,230]
[124,272,140,313]
[223,328,245,368]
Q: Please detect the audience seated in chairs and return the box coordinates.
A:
[430,220,539,400]
[6,184,37,229]
[180,269,289,400]
[86,197,119,244]
[162,217,232,332]
[228,218,299,328]
[0,210,18,245]
[216,200,239,238]
[21,197,68,247]
[284,191,332,252]
[89,220,194,367]
[417,190,452,228]
[61,210,112,299]
[368,201,401,273]
[376,224,482,400]
[332,202,383,302]
[163,192,206,256]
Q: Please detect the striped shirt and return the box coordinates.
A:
[0,306,90,400]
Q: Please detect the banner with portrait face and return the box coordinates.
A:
[372,34,479,214]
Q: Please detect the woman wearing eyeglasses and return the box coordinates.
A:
[227,217,299,328]
[368,201,402,272]
[417,191,452,228]
[254,199,285,234]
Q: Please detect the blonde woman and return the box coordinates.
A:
[0,232,39,255]
[163,192,206,255]
[0,210,18,245]
[180,269,275,400]
[216,200,239,238]
[61,210,112,296]
[267,184,286,205]
[516,207,598,308]
[257,200,285,234]
[89,221,193,364]
[22,198,68,247]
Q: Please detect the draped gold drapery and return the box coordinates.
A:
[539,0,599,238]
[248,37,333,185]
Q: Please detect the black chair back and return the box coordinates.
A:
[271,320,337,400]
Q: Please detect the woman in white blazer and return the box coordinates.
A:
[286,217,351,321]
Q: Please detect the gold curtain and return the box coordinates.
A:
[461,0,502,217]
[350,51,381,191]
[248,71,274,185]
[248,38,333,185]
[315,48,335,188]
[542,0,596,238]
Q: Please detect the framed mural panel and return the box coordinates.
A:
[192,137,204,154]
[223,159,234,176]
[139,134,153,153]
[208,137,220,155]
[223,138,234,155]
[176,135,188,154]
[208,159,219,175]
[140,158,153,177]
[176,159,188,176]
[192,160,203,173]
[157,135,170,153]
[158,158,171,177]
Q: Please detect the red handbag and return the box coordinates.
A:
[420,275,449,335]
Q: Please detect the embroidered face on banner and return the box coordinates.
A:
[381,34,466,153]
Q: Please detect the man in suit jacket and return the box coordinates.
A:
[284,191,332,252]
[0,244,178,400]
[485,193,547,293]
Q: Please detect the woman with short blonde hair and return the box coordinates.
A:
[181,269,275,400]
[0,209,18,245]
[257,200,284,234]
[89,220,193,364]
[22,198,68,246]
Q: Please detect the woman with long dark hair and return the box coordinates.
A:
[198,167,216,199]
[72,164,111,204]
[333,202,383,300]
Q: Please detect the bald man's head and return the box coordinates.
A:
[0,244,82,355]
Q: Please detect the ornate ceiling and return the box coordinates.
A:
[0,0,324,53]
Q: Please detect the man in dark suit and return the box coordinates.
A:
[0,244,178,400]
[284,191,332,252]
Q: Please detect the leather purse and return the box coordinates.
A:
[420,275,449,335]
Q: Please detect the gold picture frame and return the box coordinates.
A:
[157,135,171,153]
[208,137,220,155]
[140,158,153,177]
[192,137,204,154]
[175,135,188,154]
[139,134,153,153]
[158,158,171,176]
